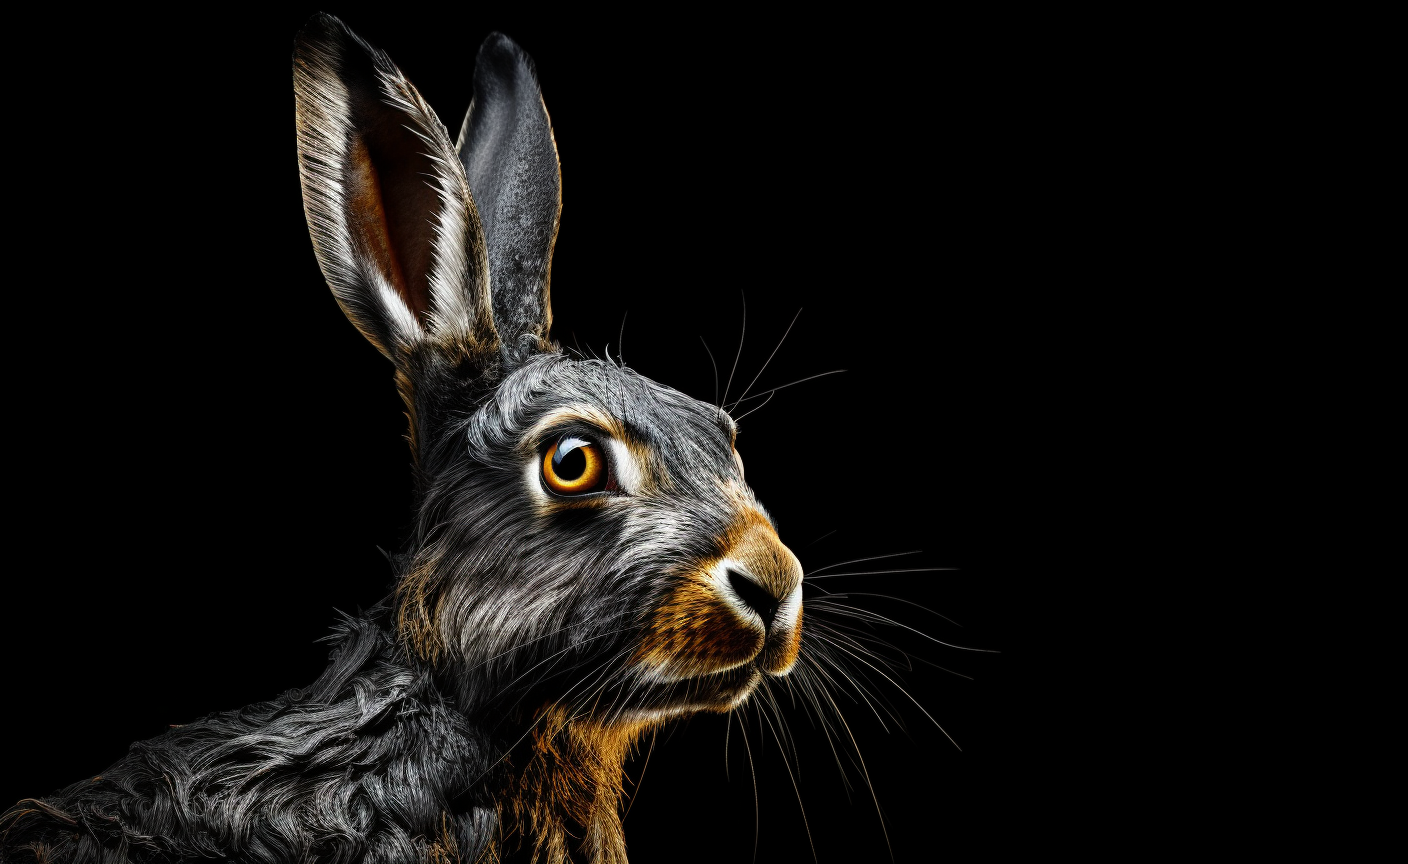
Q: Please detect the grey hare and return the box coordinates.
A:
[2,13,808,864]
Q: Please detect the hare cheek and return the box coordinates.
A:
[633,565,765,683]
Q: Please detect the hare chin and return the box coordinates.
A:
[613,664,763,723]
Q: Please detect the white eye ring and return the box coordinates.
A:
[603,438,642,494]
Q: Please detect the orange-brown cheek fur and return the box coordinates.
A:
[635,576,763,677]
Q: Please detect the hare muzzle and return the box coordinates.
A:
[638,511,803,688]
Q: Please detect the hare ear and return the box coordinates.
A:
[294,14,497,364]
[456,33,561,366]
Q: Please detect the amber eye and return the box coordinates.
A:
[542,435,608,496]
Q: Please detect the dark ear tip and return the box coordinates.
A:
[297,11,346,42]
[295,13,394,79]
[480,31,525,55]
[477,31,539,81]
[294,12,355,63]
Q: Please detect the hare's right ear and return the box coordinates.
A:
[294,14,497,364]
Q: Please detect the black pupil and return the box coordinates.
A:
[553,439,588,481]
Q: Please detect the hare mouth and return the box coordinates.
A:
[608,663,763,720]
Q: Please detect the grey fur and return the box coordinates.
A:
[456,33,561,365]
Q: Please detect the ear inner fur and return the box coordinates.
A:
[343,136,419,317]
[294,13,497,363]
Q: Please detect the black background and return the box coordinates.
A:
[1,6,1132,862]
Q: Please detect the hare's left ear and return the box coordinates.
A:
[456,34,562,366]
[294,14,497,366]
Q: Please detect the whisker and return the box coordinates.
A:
[726,369,846,410]
[724,709,733,781]
[802,653,894,861]
[789,662,854,798]
[739,704,760,864]
[758,685,817,863]
[700,335,720,408]
[618,310,628,366]
[823,637,961,751]
[804,551,924,578]
[810,600,995,652]
[807,617,910,669]
[808,614,974,680]
[803,637,896,731]
[721,290,746,409]
[732,390,774,424]
[806,566,957,580]
[734,307,802,406]
[759,682,800,771]
[810,590,965,629]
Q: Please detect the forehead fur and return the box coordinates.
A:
[464,354,738,488]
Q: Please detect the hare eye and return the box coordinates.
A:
[542,435,608,495]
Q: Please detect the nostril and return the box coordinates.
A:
[727,567,779,628]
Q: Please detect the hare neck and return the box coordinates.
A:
[490,709,649,864]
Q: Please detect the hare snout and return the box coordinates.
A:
[636,514,803,689]
[719,562,803,676]
[721,519,804,676]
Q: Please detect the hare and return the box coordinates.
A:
[1,13,806,863]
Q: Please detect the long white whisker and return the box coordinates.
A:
[724,709,733,781]
[739,704,760,864]
[824,637,962,751]
[757,689,817,864]
[732,390,775,424]
[721,290,746,409]
[618,310,628,366]
[805,654,894,861]
[806,567,957,580]
[804,551,923,578]
[727,369,846,409]
[734,307,802,406]
[808,590,965,629]
[808,615,975,680]
[810,601,994,652]
[700,335,720,407]
[790,660,854,798]
[804,637,895,731]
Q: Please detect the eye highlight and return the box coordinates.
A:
[542,435,609,496]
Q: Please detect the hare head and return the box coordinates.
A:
[294,14,802,736]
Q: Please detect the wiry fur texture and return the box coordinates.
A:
[2,15,808,864]
[1,612,497,864]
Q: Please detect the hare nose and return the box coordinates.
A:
[726,567,782,629]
